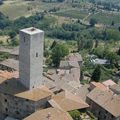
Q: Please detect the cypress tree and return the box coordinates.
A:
[91,65,101,82]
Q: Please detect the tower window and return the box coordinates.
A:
[36,52,38,57]
[23,37,25,42]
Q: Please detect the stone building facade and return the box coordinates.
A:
[0,92,51,119]
[86,88,120,120]
[0,27,53,120]
[86,98,116,120]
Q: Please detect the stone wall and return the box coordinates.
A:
[0,93,50,119]
[116,117,120,120]
[0,112,6,120]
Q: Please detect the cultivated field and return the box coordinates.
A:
[55,9,89,19]
[87,11,120,25]
[0,0,62,20]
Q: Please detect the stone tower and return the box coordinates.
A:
[19,27,44,90]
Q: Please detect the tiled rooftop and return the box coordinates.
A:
[0,73,53,101]
[15,86,53,101]
[24,107,73,120]
[87,87,120,117]
[0,59,19,71]
[102,80,116,87]
[50,90,89,111]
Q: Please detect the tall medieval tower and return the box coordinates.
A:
[19,27,44,90]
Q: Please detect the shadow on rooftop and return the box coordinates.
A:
[0,77,27,95]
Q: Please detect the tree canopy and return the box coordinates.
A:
[89,18,98,27]
[51,43,69,67]
[91,65,101,82]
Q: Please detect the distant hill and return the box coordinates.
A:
[89,0,120,6]
[88,0,120,11]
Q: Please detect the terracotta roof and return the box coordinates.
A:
[10,47,19,55]
[0,46,19,55]
[69,61,80,68]
[109,84,120,94]
[0,70,19,79]
[67,53,82,62]
[102,80,116,87]
[61,82,75,92]
[59,61,70,69]
[70,84,90,101]
[15,86,53,101]
[87,87,120,117]
[50,91,89,111]
[70,68,80,82]
[0,59,19,70]
[59,60,79,69]
[0,75,53,101]
[0,47,12,53]
[24,107,73,120]
[57,69,70,75]
[90,82,107,91]
[68,81,82,89]
[0,76,8,84]
[45,68,80,85]
[43,76,56,88]
[48,99,63,110]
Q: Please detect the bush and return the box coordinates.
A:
[8,31,17,39]
[8,38,19,47]
[69,110,80,120]
[0,52,10,61]
[89,18,97,27]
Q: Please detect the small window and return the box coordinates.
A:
[111,115,114,118]
[5,82,8,85]
[26,105,29,109]
[5,108,8,112]
[36,53,38,57]
[23,37,25,42]
[104,116,106,119]
[4,99,7,102]
[26,99,29,102]
[15,102,18,105]
[16,111,20,115]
